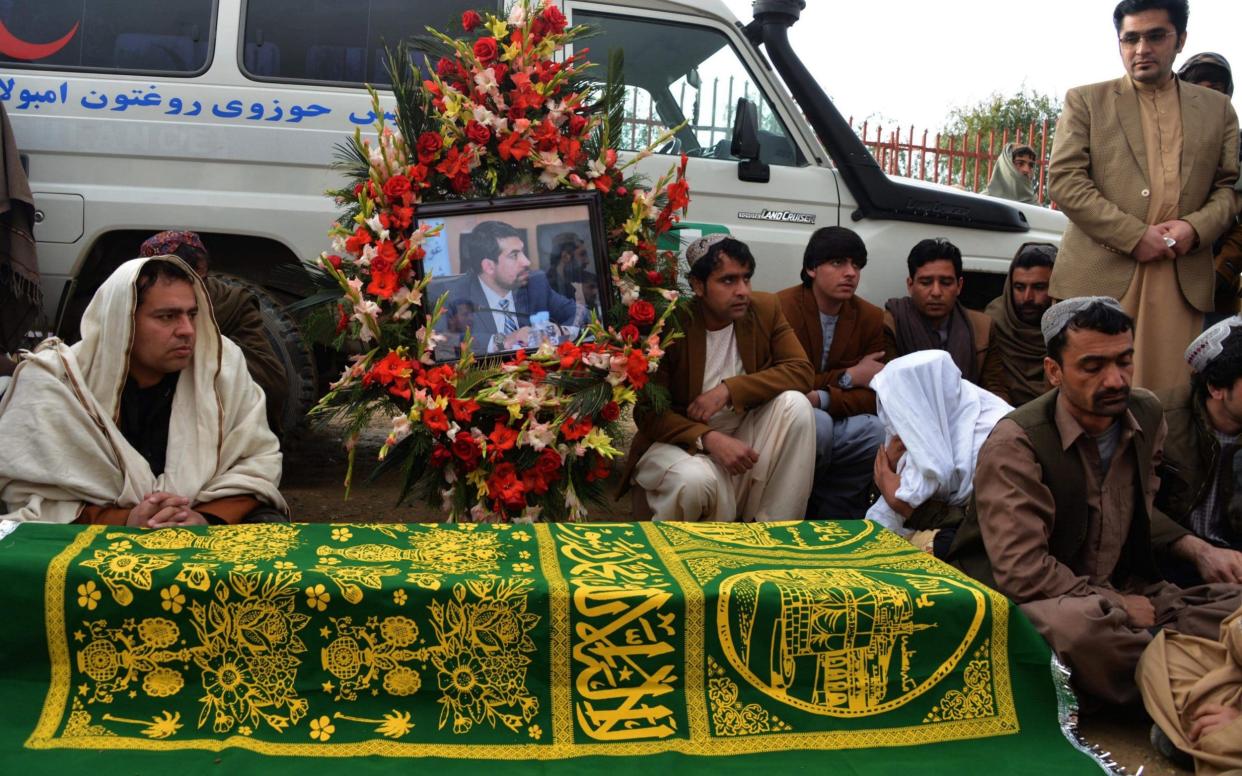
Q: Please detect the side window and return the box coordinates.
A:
[0,0,214,75]
[241,0,500,85]
[575,11,804,167]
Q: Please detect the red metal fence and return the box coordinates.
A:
[848,118,1055,205]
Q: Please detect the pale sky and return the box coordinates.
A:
[721,0,1242,130]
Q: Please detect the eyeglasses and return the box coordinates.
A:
[1118,29,1175,47]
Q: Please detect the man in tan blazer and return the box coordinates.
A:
[777,227,885,519]
[1048,0,1240,392]
[883,238,1010,402]
[624,234,815,522]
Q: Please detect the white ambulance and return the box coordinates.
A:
[1,0,1064,426]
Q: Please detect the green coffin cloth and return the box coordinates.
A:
[0,520,1109,774]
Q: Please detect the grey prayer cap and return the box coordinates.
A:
[1040,296,1126,344]
[684,233,729,265]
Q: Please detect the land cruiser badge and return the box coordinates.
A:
[737,208,816,225]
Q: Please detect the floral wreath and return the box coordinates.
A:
[311,0,691,522]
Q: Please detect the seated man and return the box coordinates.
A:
[946,297,1242,705]
[622,234,815,521]
[0,256,287,526]
[139,230,289,436]
[984,143,1038,204]
[984,242,1057,406]
[447,220,585,353]
[777,226,884,519]
[1154,317,1242,585]
[1139,603,1242,774]
[884,238,1009,401]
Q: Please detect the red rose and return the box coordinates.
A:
[430,444,453,468]
[473,36,498,65]
[422,406,449,434]
[461,9,482,31]
[618,324,640,343]
[561,415,593,441]
[534,448,562,478]
[626,350,650,389]
[646,270,664,285]
[628,299,656,326]
[600,401,621,422]
[324,254,343,270]
[383,174,411,201]
[568,113,587,135]
[452,435,482,471]
[465,120,492,146]
[416,131,443,164]
[540,4,569,34]
[449,173,472,194]
[436,56,457,79]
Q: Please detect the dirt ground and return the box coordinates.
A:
[280,423,1190,775]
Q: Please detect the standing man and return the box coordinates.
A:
[777,227,885,519]
[448,220,585,353]
[623,234,815,522]
[985,242,1057,406]
[946,297,1242,705]
[1048,0,1240,392]
[884,238,1009,401]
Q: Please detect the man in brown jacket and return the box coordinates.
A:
[777,227,884,519]
[883,238,1009,401]
[947,297,1242,706]
[625,234,815,522]
[1048,0,1240,392]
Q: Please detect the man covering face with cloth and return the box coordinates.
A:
[0,256,287,526]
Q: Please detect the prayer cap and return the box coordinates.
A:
[1185,315,1242,373]
[140,230,206,259]
[1040,296,1125,344]
[685,233,729,265]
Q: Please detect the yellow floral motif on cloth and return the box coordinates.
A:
[80,540,177,606]
[316,525,506,575]
[707,656,790,737]
[924,641,997,723]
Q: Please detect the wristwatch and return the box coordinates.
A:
[837,371,853,390]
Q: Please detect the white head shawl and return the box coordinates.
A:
[0,256,287,522]
[864,350,1013,536]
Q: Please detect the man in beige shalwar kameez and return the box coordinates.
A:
[1139,605,1242,774]
[1048,0,1239,393]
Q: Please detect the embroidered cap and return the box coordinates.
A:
[684,233,729,265]
[1040,296,1126,345]
[140,230,206,259]
[1185,315,1242,373]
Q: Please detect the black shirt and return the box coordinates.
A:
[117,372,179,476]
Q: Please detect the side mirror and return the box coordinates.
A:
[730,98,770,183]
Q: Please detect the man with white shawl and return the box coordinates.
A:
[867,350,1012,553]
[0,256,286,525]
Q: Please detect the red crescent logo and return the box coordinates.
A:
[0,19,79,61]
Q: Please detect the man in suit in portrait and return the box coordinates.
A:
[1048,0,1240,393]
[447,220,586,354]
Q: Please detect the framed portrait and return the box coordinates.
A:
[417,191,611,362]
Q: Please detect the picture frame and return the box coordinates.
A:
[416,190,612,362]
